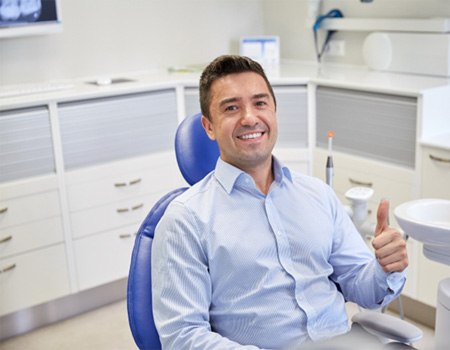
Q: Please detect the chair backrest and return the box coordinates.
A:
[127,113,219,350]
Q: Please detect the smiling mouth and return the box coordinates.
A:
[238,132,264,140]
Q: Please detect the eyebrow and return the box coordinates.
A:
[219,93,270,108]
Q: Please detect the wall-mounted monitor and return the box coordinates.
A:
[0,0,62,39]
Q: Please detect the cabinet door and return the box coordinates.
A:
[418,145,450,306]
[0,106,55,183]
[316,87,417,168]
[73,224,138,290]
[58,90,178,169]
[0,244,70,316]
[421,146,450,199]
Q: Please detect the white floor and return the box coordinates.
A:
[0,300,435,350]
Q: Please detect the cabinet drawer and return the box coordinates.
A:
[417,244,450,307]
[313,149,415,224]
[316,87,416,168]
[421,146,450,199]
[70,192,163,239]
[0,106,55,183]
[0,190,61,229]
[58,90,178,170]
[0,244,70,316]
[66,154,183,211]
[74,224,137,290]
[0,217,64,259]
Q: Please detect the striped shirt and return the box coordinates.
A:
[152,157,405,349]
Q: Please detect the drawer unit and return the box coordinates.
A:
[421,146,450,199]
[73,224,138,290]
[70,192,159,239]
[0,244,70,316]
[313,149,415,225]
[416,145,450,306]
[0,190,61,229]
[0,217,64,259]
[65,153,183,211]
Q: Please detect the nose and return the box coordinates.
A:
[240,106,258,126]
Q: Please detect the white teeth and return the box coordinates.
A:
[239,132,262,140]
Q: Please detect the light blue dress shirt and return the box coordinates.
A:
[152,157,406,350]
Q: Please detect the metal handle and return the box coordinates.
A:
[349,177,373,187]
[129,178,142,186]
[429,154,450,164]
[116,203,143,213]
[131,203,144,211]
[0,263,16,274]
[119,232,137,239]
[0,235,12,244]
[114,178,142,187]
[0,207,8,214]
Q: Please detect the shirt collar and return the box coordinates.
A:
[214,156,293,194]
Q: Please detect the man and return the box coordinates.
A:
[152,55,408,349]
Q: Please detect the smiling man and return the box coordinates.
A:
[151,55,409,350]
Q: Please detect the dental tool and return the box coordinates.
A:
[326,130,334,188]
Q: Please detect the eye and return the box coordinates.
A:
[255,100,267,107]
[224,105,238,112]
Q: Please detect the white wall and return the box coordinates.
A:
[1,0,450,86]
[263,0,450,65]
[0,0,265,85]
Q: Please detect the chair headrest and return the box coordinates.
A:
[175,113,220,186]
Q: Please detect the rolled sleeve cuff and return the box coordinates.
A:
[374,263,407,306]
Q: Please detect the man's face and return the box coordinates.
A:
[201,72,277,172]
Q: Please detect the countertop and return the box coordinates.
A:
[1,60,450,149]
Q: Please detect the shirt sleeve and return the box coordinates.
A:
[151,201,263,350]
[326,187,406,309]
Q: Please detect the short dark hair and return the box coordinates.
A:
[199,55,277,120]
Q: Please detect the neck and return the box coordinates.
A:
[245,158,274,195]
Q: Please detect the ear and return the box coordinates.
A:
[201,115,216,141]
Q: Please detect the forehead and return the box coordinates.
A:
[210,72,270,102]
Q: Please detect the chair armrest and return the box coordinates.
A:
[351,311,423,344]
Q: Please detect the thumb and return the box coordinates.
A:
[375,199,390,237]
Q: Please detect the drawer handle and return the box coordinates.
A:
[0,207,8,214]
[119,232,137,239]
[429,154,450,164]
[0,235,13,244]
[349,177,373,187]
[114,178,142,188]
[0,263,16,274]
[129,178,142,186]
[116,203,143,213]
[131,203,144,211]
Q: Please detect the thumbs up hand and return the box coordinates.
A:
[372,199,408,273]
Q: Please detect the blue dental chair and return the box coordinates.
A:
[127,113,423,350]
[127,112,220,350]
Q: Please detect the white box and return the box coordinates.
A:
[363,32,450,77]
[240,36,280,70]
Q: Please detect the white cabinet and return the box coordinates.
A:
[65,153,184,290]
[58,90,183,291]
[313,86,418,298]
[421,146,450,200]
[0,104,70,316]
[416,145,450,306]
